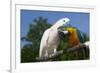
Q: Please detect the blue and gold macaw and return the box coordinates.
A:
[58,27,89,48]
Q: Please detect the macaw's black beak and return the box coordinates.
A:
[58,29,70,40]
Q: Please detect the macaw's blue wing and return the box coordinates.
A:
[76,29,86,43]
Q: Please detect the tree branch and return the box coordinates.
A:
[36,42,89,61]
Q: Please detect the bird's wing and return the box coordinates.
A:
[40,29,50,47]
[76,29,85,43]
[45,29,52,45]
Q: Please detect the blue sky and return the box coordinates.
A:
[21,10,89,37]
[21,10,90,47]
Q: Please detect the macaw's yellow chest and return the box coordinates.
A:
[66,27,80,48]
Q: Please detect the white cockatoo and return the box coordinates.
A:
[39,18,70,58]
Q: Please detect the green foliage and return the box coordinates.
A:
[21,17,51,62]
[21,44,36,62]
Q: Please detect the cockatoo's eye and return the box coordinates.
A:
[63,20,67,26]
[63,20,66,22]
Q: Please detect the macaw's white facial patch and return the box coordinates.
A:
[62,30,69,34]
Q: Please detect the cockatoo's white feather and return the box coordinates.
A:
[39,18,70,58]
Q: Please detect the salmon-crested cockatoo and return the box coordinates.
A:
[39,18,70,58]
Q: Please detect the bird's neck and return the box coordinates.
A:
[51,23,62,29]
